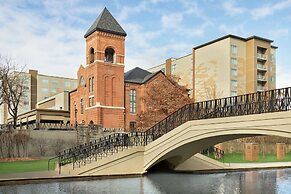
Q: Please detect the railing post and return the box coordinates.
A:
[285,88,289,111]
[73,155,75,170]
[188,104,191,121]
[258,92,262,114]
[58,156,61,174]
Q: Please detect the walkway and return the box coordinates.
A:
[0,171,66,185]
[224,162,291,169]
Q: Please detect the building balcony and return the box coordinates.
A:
[257,64,267,72]
[257,53,267,61]
[231,85,237,91]
[257,75,267,82]
[257,86,266,92]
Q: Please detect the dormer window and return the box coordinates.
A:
[105,47,115,63]
[89,48,94,63]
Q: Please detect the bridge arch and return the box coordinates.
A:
[144,111,291,171]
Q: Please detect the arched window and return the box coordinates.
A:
[79,76,85,87]
[105,47,115,63]
[80,99,84,114]
[89,48,95,63]
[89,120,94,125]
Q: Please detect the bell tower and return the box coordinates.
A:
[82,7,127,128]
[84,7,127,65]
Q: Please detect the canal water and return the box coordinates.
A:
[1,168,291,194]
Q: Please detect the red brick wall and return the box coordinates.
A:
[70,91,77,124]
[124,72,173,131]
[124,82,145,131]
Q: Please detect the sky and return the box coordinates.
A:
[0,0,290,88]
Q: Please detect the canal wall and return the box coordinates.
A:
[28,130,78,157]
[175,153,225,171]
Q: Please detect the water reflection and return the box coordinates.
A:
[1,169,291,194]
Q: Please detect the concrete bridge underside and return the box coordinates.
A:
[61,111,291,176]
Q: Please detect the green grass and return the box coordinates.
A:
[0,159,57,174]
[207,152,291,163]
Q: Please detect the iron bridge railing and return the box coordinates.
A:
[54,87,291,172]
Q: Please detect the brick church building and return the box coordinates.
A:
[70,8,176,131]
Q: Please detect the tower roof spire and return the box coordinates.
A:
[84,7,127,38]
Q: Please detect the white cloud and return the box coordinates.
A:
[0,1,87,78]
[223,1,246,16]
[148,0,169,3]
[177,21,212,38]
[222,0,291,20]
[125,42,192,71]
[122,19,191,71]
[117,0,169,21]
[276,66,291,88]
[124,23,162,48]
[118,1,149,21]
[180,1,200,15]
[251,0,291,19]
[161,13,184,29]
[268,28,289,39]
[159,0,211,36]
[251,7,271,20]
[219,23,247,36]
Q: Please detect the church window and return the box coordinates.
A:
[89,78,91,92]
[130,89,136,114]
[89,48,95,63]
[80,99,84,114]
[105,47,115,63]
[130,122,136,131]
[92,77,94,92]
[79,76,85,87]
[88,77,94,92]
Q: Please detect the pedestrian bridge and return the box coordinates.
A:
[57,87,291,176]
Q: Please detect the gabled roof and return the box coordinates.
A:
[124,67,159,84]
[84,7,127,38]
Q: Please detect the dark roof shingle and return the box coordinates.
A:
[124,67,157,84]
[84,7,127,38]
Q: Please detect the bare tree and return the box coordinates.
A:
[33,138,48,156]
[52,138,65,155]
[0,55,28,129]
[2,131,15,158]
[0,134,5,158]
[14,130,30,157]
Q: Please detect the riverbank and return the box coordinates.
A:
[1,161,291,186]
[0,171,142,186]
